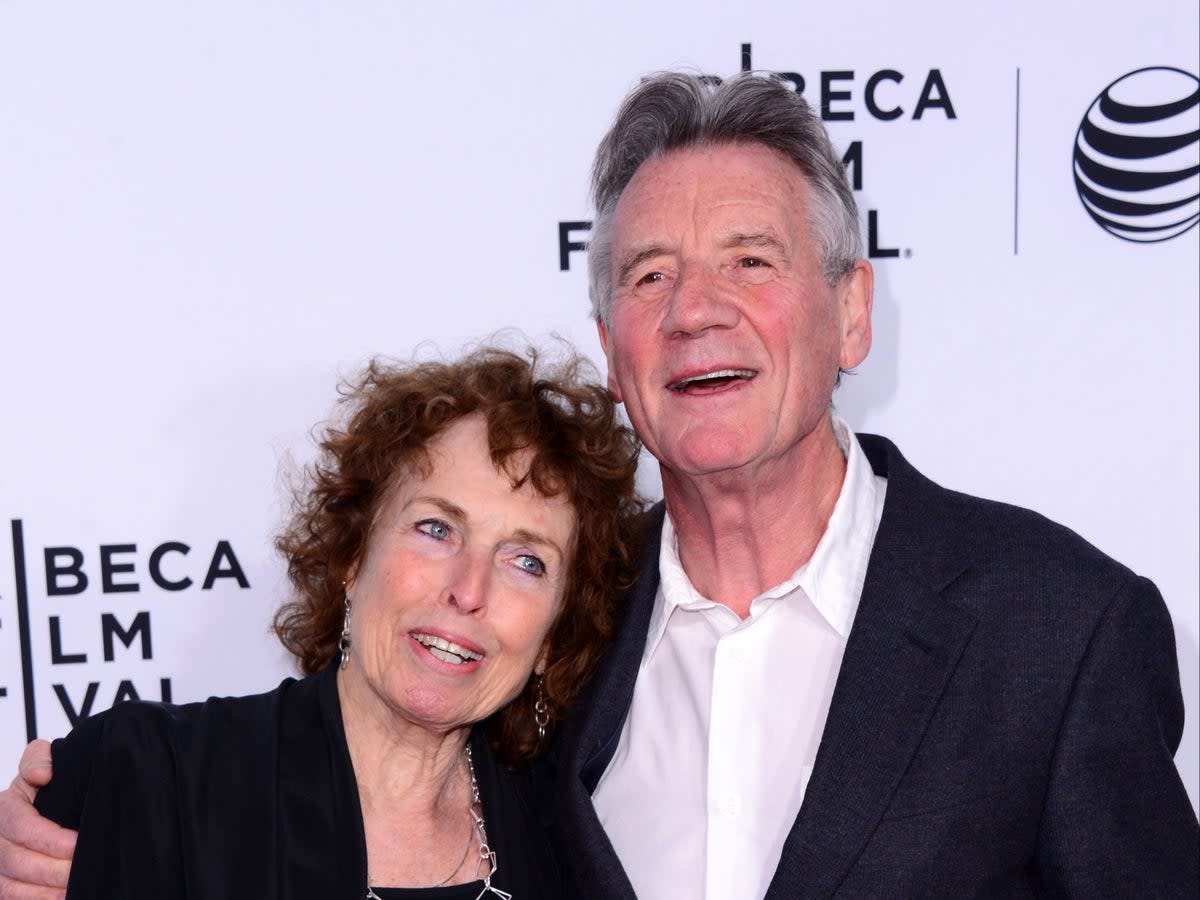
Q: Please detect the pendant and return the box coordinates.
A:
[475,882,513,900]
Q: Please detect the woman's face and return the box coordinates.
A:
[342,414,575,735]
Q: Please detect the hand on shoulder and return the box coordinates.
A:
[0,740,74,899]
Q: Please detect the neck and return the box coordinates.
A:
[337,668,477,887]
[661,415,848,618]
[337,668,471,807]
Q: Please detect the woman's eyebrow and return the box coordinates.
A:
[413,495,468,521]
[510,528,565,558]
[415,497,564,557]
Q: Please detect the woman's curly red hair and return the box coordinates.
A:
[273,345,644,766]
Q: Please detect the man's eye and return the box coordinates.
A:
[739,257,767,268]
[515,554,547,576]
[636,271,664,286]
[416,520,451,540]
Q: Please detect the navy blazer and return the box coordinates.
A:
[552,434,1199,898]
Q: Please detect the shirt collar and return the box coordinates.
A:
[797,415,883,637]
[645,416,884,660]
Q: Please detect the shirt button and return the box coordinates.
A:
[720,795,741,817]
[729,646,747,663]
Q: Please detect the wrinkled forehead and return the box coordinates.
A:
[611,142,816,249]
[619,139,809,199]
[392,417,577,517]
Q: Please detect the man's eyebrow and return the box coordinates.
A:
[615,232,789,286]
[720,231,790,257]
[616,244,669,286]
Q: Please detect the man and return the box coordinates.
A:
[2,72,1198,898]
[548,72,1198,897]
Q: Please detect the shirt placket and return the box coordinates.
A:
[705,622,759,899]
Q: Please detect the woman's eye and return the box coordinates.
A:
[416,520,451,540]
[514,554,547,577]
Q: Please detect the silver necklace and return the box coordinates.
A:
[365,743,512,900]
[465,743,512,900]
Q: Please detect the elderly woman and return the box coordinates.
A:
[27,346,643,898]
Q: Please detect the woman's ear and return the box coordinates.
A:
[343,559,360,597]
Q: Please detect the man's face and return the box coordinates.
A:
[597,142,872,483]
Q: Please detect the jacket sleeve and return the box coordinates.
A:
[34,712,102,831]
[1034,575,1199,895]
[35,703,187,898]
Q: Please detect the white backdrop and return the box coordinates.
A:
[1,2,1197,816]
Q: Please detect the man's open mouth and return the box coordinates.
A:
[668,369,758,393]
[411,632,484,665]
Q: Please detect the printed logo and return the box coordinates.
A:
[1073,67,1200,242]
[557,43,946,272]
[3,519,251,741]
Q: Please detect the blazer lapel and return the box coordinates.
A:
[553,505,664,900]
[765,436,980,899]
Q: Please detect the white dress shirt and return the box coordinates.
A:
[592,418,887,900]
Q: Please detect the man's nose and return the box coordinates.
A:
[662,264,740,338]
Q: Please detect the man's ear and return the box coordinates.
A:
[838,259,874,371]
[596,318,623,403]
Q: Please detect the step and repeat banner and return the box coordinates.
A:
[1,3,1197,811]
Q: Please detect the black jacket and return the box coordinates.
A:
[38,660,561,898]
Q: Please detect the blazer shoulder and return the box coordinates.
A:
[860,433,1150,615]
[952,489,1133,579]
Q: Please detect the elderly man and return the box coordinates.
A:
[546,72,1198,897]
[2,72,1198,899]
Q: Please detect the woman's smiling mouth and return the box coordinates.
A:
[410,631,484,665]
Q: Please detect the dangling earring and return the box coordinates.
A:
[534,674,549,742]
[338,593,352,669]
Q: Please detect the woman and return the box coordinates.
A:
[33,345,644,898]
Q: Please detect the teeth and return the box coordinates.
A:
[671,369,756,391]
[412,632,483,664]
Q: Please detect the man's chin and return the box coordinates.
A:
[657,431,764,483]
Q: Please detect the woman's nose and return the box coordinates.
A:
[444,553,488,613]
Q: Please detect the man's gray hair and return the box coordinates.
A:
[588,72,863,324]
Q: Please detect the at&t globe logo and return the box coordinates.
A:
[1073,67,1199,242]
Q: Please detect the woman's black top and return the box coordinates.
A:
[36,660,561,899]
